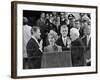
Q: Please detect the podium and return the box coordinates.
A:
[41,51,72,68]
[23,51,72,69]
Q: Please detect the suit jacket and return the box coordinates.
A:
[56,37,70,51]
[44,44,62,53]
[26,38,42,69]
[82,36,91,63]
[71,38,85,66]
[67,24,74,37]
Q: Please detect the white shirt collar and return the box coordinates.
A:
[62,36,68,45]
[62,36,67,41]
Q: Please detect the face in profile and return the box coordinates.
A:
[60,25,68,38]
[75,21,81,29]
[82,21,89,28]
[48,35,55,46]
[41,13,45,19]
[35,29,41,39]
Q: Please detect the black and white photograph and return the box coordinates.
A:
[23,11,91,69]
[11,1,97,78]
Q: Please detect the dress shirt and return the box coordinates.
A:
[62,37,67,46]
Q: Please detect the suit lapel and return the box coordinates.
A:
[84,36,91,49]
[61,37,67,47]
[84,36,87,46]
[32,38,40,48]
[88,38,91,49]
[60,38,65,46]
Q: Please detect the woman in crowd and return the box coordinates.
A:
[44,30,62,53]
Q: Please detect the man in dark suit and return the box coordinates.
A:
[67,14,75,37]
[82,25,91,66]
[56,25,71,51]
[70,28,85,67]
[26,27,43,69]
[37,13,48,47]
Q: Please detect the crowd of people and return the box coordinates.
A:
[23,12,91,69]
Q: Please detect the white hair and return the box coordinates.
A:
[70,28,80,38]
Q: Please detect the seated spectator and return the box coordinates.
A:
[44,30,62,53]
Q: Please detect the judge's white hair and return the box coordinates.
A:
[70,28,80,38]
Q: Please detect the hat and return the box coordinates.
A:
[68,14,75,20]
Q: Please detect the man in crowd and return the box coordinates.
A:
[23,17,32,69]
[56,25,71,51]
[70,28,85,66]
[74,19,84,38]
[67,14,76,37]
[60,12,66,25]
[26,27,43,69]
[23,17,32,57]
[82,22,91,66]
[37,13,48,47]
[74,19,81,30]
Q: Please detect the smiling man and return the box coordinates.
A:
[56,24,71,51]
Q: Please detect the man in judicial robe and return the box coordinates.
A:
[70,28,85,67]
[26,27,43,69]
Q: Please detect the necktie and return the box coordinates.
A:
[64,38,66,46]
[87,36,90,46]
